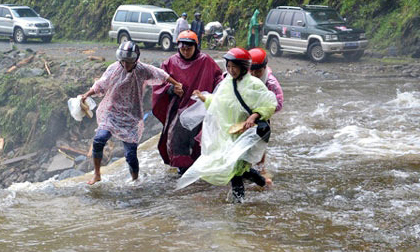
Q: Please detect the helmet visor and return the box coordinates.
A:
[116,49,138,63]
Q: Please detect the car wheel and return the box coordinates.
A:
[143,42,156,48]
[14,28,26,43]
[227,37,236,49]
[343,50,364,61]
[268,37,282,56]
[118,32,131,44]
[308,42,328,62]
[209,36,217,50]
[160,34,173,51]
[42,36,52,43]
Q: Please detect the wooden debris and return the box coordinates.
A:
[58,149,75,161]
[6,65,17,73]
[42,58,51,75]
[0,138,4,153]
[88,56,105,62]
[0,152,37,166]
[6,54,35,73]
[57,145,88,156]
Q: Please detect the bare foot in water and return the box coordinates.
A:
[263,176,273,188]
[87,173,101,185]
[131,172,138,181]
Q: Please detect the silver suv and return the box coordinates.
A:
[0,4,54,43]
[109,5,178,51]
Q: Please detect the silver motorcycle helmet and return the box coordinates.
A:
[116,41,140,63]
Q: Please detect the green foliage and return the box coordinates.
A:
[0,0,418,53]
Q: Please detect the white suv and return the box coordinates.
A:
[109,5,178,51]
[0,4,54,43]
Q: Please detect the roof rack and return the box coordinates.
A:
[303,5,331,9]
[276,6,303,10]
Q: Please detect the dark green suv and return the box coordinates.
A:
[262,5,368,62]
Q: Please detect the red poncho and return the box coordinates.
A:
[152,52,223,169]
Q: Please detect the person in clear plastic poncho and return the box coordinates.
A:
[177,48,277,203]
[81,41,183,185]
[152,30,223,175]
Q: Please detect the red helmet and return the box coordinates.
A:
[223,48,252,70]
[177,30,198,44]
[249,48,267,70]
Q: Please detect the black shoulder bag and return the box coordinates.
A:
[232,79,271,142]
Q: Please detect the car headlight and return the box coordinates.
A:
[325,34,338,41]
[359,33,366,39]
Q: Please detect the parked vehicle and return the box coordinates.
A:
[0,4,54,43]
[262,5,368,62]
[109,5,178,51]
[204,21,236,50]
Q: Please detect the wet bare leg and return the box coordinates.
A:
[87,157,102,185]
[131,171,138,181]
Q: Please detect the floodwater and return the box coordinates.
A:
[1,75,420,251]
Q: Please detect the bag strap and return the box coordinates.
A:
[232,79,252,115]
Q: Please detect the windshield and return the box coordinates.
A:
[11,8,38,18]
[154,11,178,22]
[307,10,345,24]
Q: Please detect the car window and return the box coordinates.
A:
[128,11,140,22]
[309,10,344,24]
[292,12,304,26]
[154,11,177,22]
[277,11,285,24]
[1,8,11,17]
[141,12,153,23]
[11,8,38,17]
[266,10,280,25]
[0,7,4,17]
[115,10,128,22]
[282,11,293,25]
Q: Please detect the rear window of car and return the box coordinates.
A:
[266,10,280,24]
[282,11,294,25]
[127,11,139,22]
[141,12,153,23]
[115,10,128,22]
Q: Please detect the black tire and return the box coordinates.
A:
[160,34,173,51]
[41,36,52,43]
[209,36,217,50]
[118,31,131,44]
[308,42,328,62]
[343,50,364,61]
[268,37,282,56]
[143,42,156,48]
[227,37,236,49]
[13,28,26,43]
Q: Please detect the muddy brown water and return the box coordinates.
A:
[1,41,420,251]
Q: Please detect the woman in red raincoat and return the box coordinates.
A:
[152,30,223,174]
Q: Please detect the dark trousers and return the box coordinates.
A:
[231,168,266,202]
[92,130,139,174]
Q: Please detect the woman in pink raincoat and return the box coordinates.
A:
[152,30,223,175]
[81,41,183,185]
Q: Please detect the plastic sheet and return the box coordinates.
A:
[67,95,96,121]
[179,91,209,131]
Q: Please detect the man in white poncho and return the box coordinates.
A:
[177,48,277,202]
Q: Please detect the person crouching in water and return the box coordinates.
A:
[249,48,284,173]
[152,30,223,175]
[81,41,183,185]
[176,48,277,203]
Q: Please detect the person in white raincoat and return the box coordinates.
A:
[81,41,183,185]
[177,48,277,202]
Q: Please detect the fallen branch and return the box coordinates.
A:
[88,56,105,62]
[57,145,88,156]
[58,149,75,161]
[0,152,37,166]
[6,54,35,73]
[0,138,4,154]
[42,58,51,75]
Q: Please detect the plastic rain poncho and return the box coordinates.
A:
[152,52,223,169]
[247,9,260,48]
[92,61,169,143]
[177,73,277,189]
